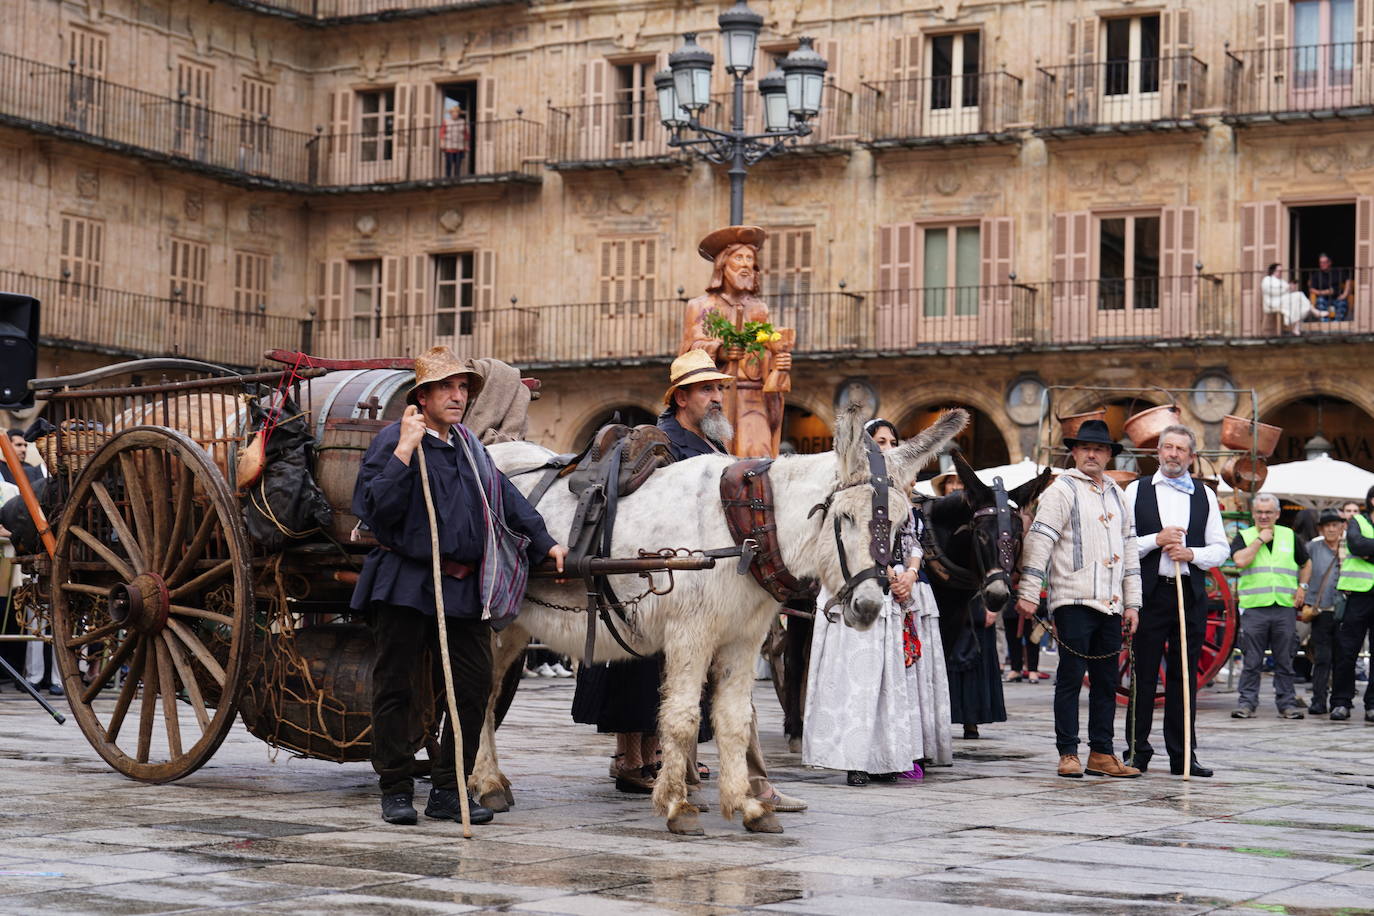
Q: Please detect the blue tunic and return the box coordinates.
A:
[349,422,556,619]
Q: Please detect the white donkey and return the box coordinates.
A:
[475,406,967,836]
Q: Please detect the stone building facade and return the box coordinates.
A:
[2,0,1372,470]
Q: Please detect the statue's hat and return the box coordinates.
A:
[406,346,485,406]
[663,348,734,405]
[698,225,767,262]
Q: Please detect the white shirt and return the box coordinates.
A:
[1123,471,1230,577]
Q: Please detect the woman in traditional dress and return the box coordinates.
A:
[802,419,921,785]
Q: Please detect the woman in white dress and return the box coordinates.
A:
[895,504,955,768]
[803,419,920,785]
[1262,263,1329,334]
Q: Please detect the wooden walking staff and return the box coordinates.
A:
[416,442,474,839]
[1175,573,1191,782]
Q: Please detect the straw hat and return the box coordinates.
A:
[929,469,962,497]
[662,349,734,406]
[698,225,767,262]
[405,346,484,406]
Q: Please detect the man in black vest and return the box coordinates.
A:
[1122,425,1230,777]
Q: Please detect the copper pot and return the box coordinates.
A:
[1104,469,1138,487]
[1057,408,1106,439]
[1219,415,1283,458]
[1220,455,1268,492]
[1123,403,1183,449]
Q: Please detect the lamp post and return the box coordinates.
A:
[656,2,828,225]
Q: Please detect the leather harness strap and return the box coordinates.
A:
[720,459,817,603]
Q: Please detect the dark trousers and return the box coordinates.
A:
[1332,590,1374,710]
[370,604,492,796]
[444,151,466,177]
[1052,604,1122,756]
[782,611,812,738]
[1237,604,1299,712]
[1309,610,1338,707]
[1003,608,1041,672]
[1125,578,1205,765]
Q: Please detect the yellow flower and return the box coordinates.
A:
[770,331,782,342]
[755,329,771,342]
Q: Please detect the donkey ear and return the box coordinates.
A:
[832,403,869,480]
[952,449,991,501]
[887,409,968,490]
[1010,466,1054,509]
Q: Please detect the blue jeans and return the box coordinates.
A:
[1316,294,1349,321]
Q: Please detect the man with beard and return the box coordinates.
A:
[654,350,808,822]
[1123,425,1230,777]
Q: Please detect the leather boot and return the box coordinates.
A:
[1084,752,1141,778]
[1057,754,1083,778]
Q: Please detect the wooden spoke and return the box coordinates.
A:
[154,635,183,759]
[104,637,148,745]
[162,462,193,579]
[163,632,210,732]
[61,581,112,598]
[90,481,147,573]
[168,605,234,628]
[165,618,226,688]
[66,619,124,649]
[69,525,136,582]
[80,632,141,704]
[118,452,156,567]
[168,510,216,588]
[168,559,232,601]
[136,641,160,764]
[147,453,171,573]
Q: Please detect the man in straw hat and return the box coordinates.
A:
[1017,419,1142,780]
[655,351,809,818]
[350,346,567,826]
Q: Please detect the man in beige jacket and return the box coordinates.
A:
[1016,419,1142,779]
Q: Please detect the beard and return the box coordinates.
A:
[700,407,735,445]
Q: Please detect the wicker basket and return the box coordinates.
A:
[35,422,110,478]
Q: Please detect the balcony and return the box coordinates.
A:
[546,101,682,169]
[0,271,305,369]
[1225,42,1374,121]
[700,83,857,153]
[219,0,525,24]
[0,52,543,191]
[1035,55,1209,134]
[859,71,1024,147]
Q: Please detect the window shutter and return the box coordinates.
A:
[583,58,608,158]
[414,82,435,156]
[1239,201,1281,336]
[1160,206,1199,337]
[1355,196,1372,333]
[329,91,352,173]
[393,84,413,159]
[478,76,498,170]
[875,222,917,346]
[477,249,497,312]
[629,238,657,308]
[1052,211,1091,343]
[979,216,1013,343]
[1269,0,1288,82]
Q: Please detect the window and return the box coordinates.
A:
[613,60,654,144]
[1104,15,1160,96]
[59,214,103,299]
[930,31,980,109]
[169,238,209,313]
[922,224,981,316]
[358,89,396,162]
[1097,214,1160,311]
[175,59,214,157]
[433,252,475,337]
[349,259,382,339]
[1293,0,1355,96]
[764,227,813,308]
[66,29,106,127]
[239,77,273,158]
[233,251,269,322]
[598,238,657,315]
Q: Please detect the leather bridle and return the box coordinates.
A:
[923,476,1020,605]
[808,436,893,620]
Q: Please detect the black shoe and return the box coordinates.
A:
[1169,758,1214,778]
[1125,753,1152,774]
[47,681,64,697]
[846,770,870,786]
[1307,702,1328,716]
[870,772,899,783]
[381,793,417,825]
[1330,706,1351,720]
[424,788,494,824]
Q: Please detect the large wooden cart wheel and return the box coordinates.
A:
[50,427,253,782]
[1117,569,1240,708]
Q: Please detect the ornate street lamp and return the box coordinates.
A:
[661,1,828,224]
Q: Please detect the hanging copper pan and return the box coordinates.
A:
[1057,408,1106,439]
[1123,403,1183,449]
[1219,415,1282,458]
[1220,455,1269,492]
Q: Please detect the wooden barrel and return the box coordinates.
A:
[302,369,413,542]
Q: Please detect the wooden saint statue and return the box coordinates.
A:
[680,226,795,458]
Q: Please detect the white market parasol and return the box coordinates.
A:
[1236,453,1374,506]
[913,457,1059,498]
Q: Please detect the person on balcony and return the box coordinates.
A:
[440,104,469,178]
[1307,253,1352,322]
[1262,263,1329,334]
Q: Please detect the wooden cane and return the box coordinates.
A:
[1175,571,1191,782]
[416,441,473,839]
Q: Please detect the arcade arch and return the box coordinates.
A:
[1261,394,1374,471]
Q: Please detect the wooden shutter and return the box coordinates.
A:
[1256,0,1288,82]
[1051,211,1091,343]
[1355,196,1373,333]
[329,90,352,172]
[582,58,608,159]
[414,82,435,151]
[875,222,917,346]
[1239,201,1282,336]
[628,238,657,308]
[60,215,104,289]
[478,76,498,171]
[409,253,427,333]
[393,84,413,165]
[1160,206,1199,338]
[979,216,1013,343]
[477,249,497,311]
[1066,17,1097,125]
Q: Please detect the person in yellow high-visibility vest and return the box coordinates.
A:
[1230,492,1309,720]
[1330,485,1374,722]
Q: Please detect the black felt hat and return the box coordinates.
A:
[1064,419,1123,456]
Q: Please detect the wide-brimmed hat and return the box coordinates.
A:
[1063,418,1123,456]
[405,346,484,406]
[698,225,767,262]
[662,349,733,406]
[929,469,963,497]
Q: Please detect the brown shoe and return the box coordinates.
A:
[1057,754,1083,778]
[1084,752,1141,778]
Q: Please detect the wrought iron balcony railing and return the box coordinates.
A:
[220,0,522,23]
[546,100,681,168]
[1225,41,1374,118]
[0,271,305,369]
[0,52,542,190]
[859,71,1024,145]
[1035,55,1209,132]
[700,82,857,150]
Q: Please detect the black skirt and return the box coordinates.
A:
[571,655,663,734]
[948,625,1008,725]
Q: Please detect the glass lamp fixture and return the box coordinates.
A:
[669,32,714,112]
[719,0,764,75]
[759,69,790,132]
[780,37,828,119]
[654,69,688,127]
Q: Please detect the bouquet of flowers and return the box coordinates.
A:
[701,310,781,360]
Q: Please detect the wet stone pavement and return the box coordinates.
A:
[1,666,1372,915]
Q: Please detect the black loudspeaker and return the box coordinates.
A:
[0,293,40,410]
